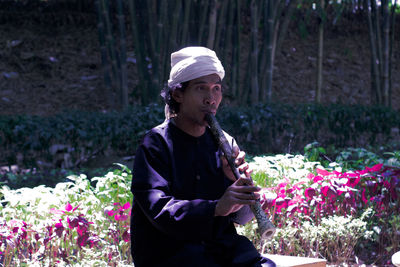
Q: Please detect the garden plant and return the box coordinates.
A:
[0,147,399,265]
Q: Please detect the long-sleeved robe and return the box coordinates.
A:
[130,120,266,267]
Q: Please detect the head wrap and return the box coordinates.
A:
[167,46,225,88]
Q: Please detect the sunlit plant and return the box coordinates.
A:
[244,153,399,265]
[0,165,132,266]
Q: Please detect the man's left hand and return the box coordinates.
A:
[221,146,253,182]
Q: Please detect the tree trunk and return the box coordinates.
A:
[382,0,390,106]
[128,0,149,104]
[262,0,275,103]
[197,0,209,45]
[101,0,120,108]
[95,0,114,108]
[389,0,397,107]
[365,0,382,104]
[207,0,218,49]
[117,0,128,109]
[234,0,242,102]
[316,0,325,103]
[181,0,192,45]
[250,0,259,103]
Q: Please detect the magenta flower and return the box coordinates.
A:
[54,220,64,237]
[122,229,130,242]
[316,168,331,176]
[275,197,288,213]
[305,187,317,200]
[67,216,79,229]
[50,202,80,215]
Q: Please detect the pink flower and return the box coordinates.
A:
[115,214,128,221]
[107,210,115,217]
[55,220,64,237]
[122,229,130,242]
[65,203,73,212]
[313,175,324,183]
[275,197,288,213]
[316,168,331,176]
[305,187,317,200]
[50,202,80,215]
[346,176,361,187]
[321,185,337,202]
[121,202,131,210]
[77,232,89,247]
[67,216,79,229]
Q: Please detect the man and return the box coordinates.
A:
[130,46,275,267]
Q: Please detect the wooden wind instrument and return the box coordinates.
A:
[205,113,276,241]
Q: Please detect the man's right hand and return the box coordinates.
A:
[214,177,260,217]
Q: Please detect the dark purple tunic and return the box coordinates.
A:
[130,120,267,267]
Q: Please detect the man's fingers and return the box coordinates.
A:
[234,150,245,166]
[234,177,254,186]
[232,145,239,158]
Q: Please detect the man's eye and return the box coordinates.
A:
[213,86,221,91]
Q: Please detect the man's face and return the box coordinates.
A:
[173,73,222,128]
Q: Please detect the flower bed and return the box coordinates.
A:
[0,150,399,265]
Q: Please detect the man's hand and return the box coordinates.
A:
[214,177,260,217]
[221,146,253,182]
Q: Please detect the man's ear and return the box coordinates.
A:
[172,89,184,103]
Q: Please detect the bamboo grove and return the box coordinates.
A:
[95,0,398,109]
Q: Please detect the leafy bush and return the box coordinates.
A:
[243,153,400,265]
[1,147,399,265]
[0,165,132,266]
[1,103,399,169]
[0,103,165,168]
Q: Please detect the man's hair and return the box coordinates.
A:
[161,81,190,116]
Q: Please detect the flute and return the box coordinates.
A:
[205,113,276,241]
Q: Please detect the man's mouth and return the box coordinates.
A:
[201,108,216,115]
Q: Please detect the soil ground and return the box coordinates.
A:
[0,9,399,115]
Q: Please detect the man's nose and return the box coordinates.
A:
[204,93,216,105]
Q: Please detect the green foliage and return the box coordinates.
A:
[2,103,399,173]
[266,214,371,263]
[0,165,133,265]
[243,148,400,265]
[250,153,324,187]
[218,103,399,155]
[0,103,165,168]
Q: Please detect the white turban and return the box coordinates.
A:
[167,46,225,88]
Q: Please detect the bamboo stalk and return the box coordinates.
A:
[207,0,218,49]
[170,0,181,52]
[181,0,192,45]
[215,0,228,51]
[144,0,159,99]
[117,0,128,109]
[382,0,390,106]
[365,0,382,104]
[389,0,397,107]
[250,0,259,103]
[95,0,113,108]
[128,0,149,104]
[197,0,209,45]
[316,0,325,103]
[371,0,383,84]
[101,0,120,107]
[224,0,235,94]
[276,0,296,51]
[157,0,168,85]
[235,0,242,103]
[262,0,274,103]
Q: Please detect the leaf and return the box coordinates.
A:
[2,72,19,79]
[7,40,22,48]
